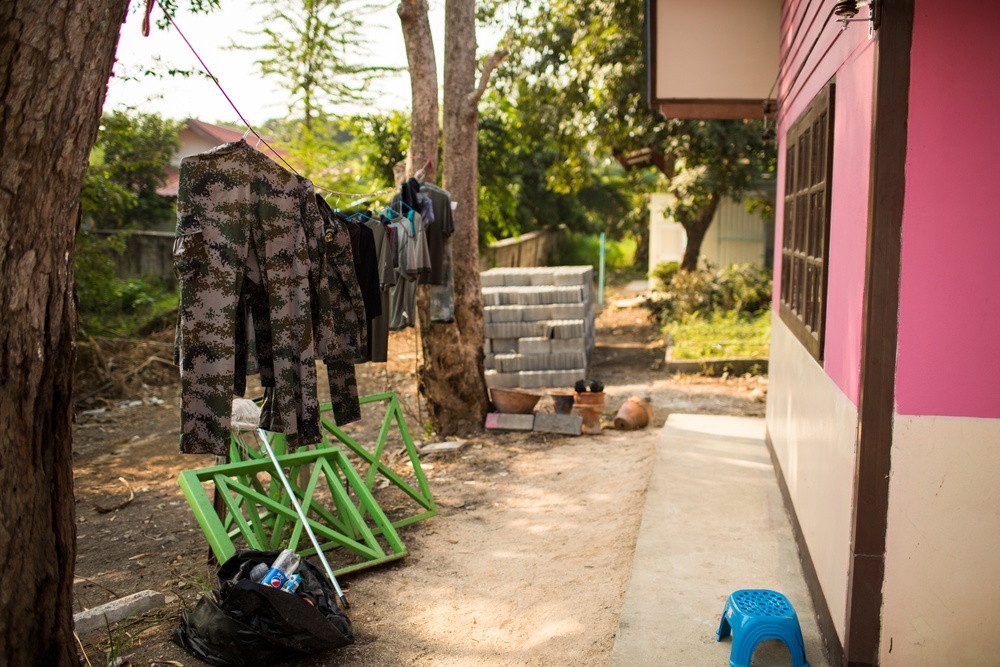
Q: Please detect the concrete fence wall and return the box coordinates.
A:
[96,230,176,288]
[481,230,561,270]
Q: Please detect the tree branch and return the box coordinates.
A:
[465,47,510,114]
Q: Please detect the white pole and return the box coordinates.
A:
[257,429,349,609]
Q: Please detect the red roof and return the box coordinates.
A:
[156,119,293,197]
[183,118,289,163]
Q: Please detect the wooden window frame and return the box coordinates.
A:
[779,82,835,361]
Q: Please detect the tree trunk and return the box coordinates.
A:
[0,1,129,664]
[680,194,720,271]
[396,0,438,181]
[398,0,505,435]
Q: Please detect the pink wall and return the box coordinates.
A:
[772,2,873,406]
[896,0,1000,418]
[824,42,875,406]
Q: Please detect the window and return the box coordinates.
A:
[780,82,834,360]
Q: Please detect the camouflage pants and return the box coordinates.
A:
[174,141,321,455]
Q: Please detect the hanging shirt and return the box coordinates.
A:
[173,139,322,455]
[364,217,395,362]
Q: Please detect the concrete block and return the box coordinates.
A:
[420,440,470,454]
[520,354,554,371]
[495,353,523,373]
[521,305,552,322]
[490,338,519,354]
[553,266,593,286]
[550,337,587,355]
[529,271,557,286]
[484,370,520,389]
[552,286,586,303]
[550,320,586,339]
[481,288,502,306]
[520,321,548,337]
[519,337,551,355]
[550,369,586,387]
[533,412,583,436]
[485,412,535,430]
[74,590,166,634]
[518,370,551,389]
[549,303,587,320]
[480,271,506,287]
[486,305,524,322]
[503,272,533,286]
[484,353,495,370]
[550,351,588,369]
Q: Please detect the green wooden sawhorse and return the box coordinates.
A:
[178,446,408,575]
[180,392,435,574]
[318,391,437,529]
[229,392,437,531]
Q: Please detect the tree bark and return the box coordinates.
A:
[398,0,504,435]
[680,194,720,271]
[396,0,438,181]
[0,1,129,664]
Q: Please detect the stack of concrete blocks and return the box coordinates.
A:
[482,266,595,390]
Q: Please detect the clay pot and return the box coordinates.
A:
[549,391,575,415]
[573,391,605,434]
[573,391,605,407]
[614,397,653,430]
[489,388,543,414]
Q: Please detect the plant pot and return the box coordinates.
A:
[489,388,543,414]
[573,391,605,407]
[573,392,605,434]
[549,391,575,415]
[613,397,653,430]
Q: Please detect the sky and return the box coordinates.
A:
[105,0,495,127]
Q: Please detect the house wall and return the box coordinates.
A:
[172,128,220,167]
[881,1,1000,663]
[647,194,772,278]
[767,319,857,642]
[767,0,875,641]
[700,197,772,269]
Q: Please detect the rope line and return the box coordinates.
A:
[144,0,419,201]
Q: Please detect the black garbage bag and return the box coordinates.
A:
[174,549,354,667]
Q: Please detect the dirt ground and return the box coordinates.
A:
[71,286,767,667]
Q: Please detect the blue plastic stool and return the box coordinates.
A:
[716,589,809,667]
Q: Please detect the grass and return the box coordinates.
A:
[667,309,770,360]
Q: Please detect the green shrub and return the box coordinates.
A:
[75,229,177,336]
[667,310,771,360]
[644,262,772,323]
[650,261,680,289]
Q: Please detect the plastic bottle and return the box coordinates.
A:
[280,573,303,594]
[249,562,269,583]
[260,549,301,589]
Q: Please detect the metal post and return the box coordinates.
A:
[257,429,349,609]
[598,232,606,308]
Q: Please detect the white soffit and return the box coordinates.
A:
[655,0,779,102]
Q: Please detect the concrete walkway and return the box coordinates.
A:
[610,414,830,667]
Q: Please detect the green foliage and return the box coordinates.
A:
[351,111,411,188]
[81,111,178,230]
[478,0,775,267]
[76,111,179,336]
[75,231,177,337]
[650,261,680,290]
[232,0,402,131]
[645,263,772,323]
[552,233,635,269]
[667,310,770,360]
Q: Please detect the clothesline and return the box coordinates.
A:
[142,0,429,201]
